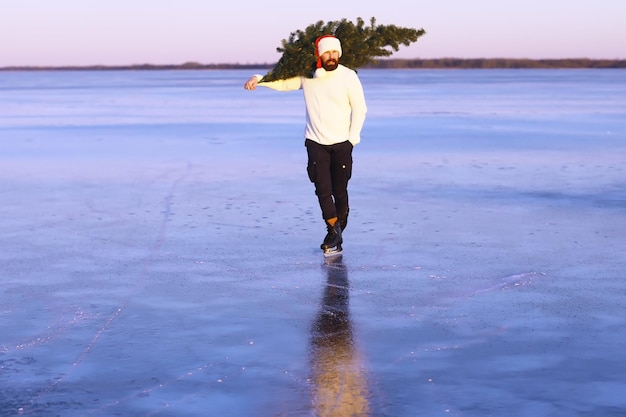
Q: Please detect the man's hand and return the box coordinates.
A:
[244,76,259,90]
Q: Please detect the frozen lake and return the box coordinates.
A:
[1,69,626,416]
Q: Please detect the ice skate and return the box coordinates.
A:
[321,222,343,257]
[323,244,343,257]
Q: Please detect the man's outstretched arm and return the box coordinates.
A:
[243,74,303,92]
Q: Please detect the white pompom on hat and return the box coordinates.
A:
[314,35,342,78]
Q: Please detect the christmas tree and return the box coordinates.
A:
[261,17,426,81]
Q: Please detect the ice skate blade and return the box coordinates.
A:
[322,246,343,258]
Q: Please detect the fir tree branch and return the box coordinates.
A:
[262,17,426,81]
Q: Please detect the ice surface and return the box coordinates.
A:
[1,69,625,416]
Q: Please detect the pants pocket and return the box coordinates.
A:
[343,161,352,181]
[342,151,353,181]
[307,161,317,182]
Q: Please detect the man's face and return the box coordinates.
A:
[321,50,340,71]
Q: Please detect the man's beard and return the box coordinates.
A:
[322,60,339,71]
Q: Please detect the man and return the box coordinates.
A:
[244,35,367,255]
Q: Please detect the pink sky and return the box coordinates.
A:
[1,0,624,66]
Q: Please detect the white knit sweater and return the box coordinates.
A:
[256,65,367,146]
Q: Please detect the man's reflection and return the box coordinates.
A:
[309,255,370,416]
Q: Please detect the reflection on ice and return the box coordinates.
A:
[310,256,370,416]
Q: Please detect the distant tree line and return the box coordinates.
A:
[0,62,272,71]
[2,58,625,71]
[363,58,626,69]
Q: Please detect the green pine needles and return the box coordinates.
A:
[261,17,426,81]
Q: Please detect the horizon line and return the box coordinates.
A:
[2,57,626,71]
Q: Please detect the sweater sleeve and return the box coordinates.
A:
[347,73,367,146]
[255,74,303,92]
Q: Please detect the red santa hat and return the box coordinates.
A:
[314,35,342,78]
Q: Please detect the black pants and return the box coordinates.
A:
[305,139,353,223]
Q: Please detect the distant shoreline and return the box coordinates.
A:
[1,58,625,71]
